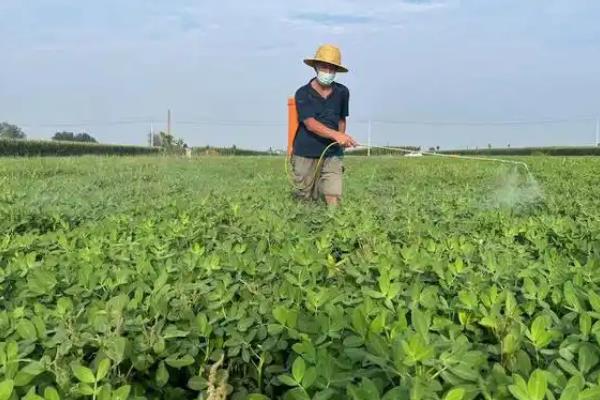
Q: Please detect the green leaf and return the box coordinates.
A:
[382,387,409,400]
[162,326,189,339]
[22,388,44,400]
[112,385,131,400]
[364,289,385,299]
[165,354,194,368]
[564,281,581,312]
[302,367,317,389]
[587,290,600,313]
[366,333,389,359]
[97,385,111,400]
[352,308,368,338]
[529,315,553,349]
[578,344,599,374]
[556,359,579,376]
[96,358,111,381]
[278,374,298,386]
[246,395,269,400]
[16,319,38,340]
[369,313,386,335]
[32,316,46,339]
[104,337,127,364]
[267,324,284,335]
[503,332,520,355]
[27,268,56,295]
[14,361,46,386]
[194,313,212,336]
[347,385,363,400]
[528,369,547,400]
[580,312,592,337]
[282,387,310,400]
[292,341,316,363]
[44,387,60,400]
[156,361,169,387]
[273,306,288,326]
[444,388,465,400]
[76,383,95,396]
[187,376,207,391]
[71,364,96,384]
[360,378,380,400]
[292,357,306,382]
[558,386,579,400]
[579,386,600,400]
[508,374,530,400]
[411,308,430,339]
[0,380,14,400]
[313,389,336,400]
[402,333,434,366]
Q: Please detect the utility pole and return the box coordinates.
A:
[367,119,372,157]
[167,109,171,137]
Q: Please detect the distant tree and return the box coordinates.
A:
[74,132,97,143]
[53,131,97,143]
[0,122,26,139]
[155,131,187,154]
[160,131,174,148]
[52,131,75,141]
[436,145,440,152]
[151,133,162,147]
[428,147,436,152]
[488,143,492,149]
[507,144,511,148]
[174,137,185,148]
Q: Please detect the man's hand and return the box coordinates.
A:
[333,133,358,148]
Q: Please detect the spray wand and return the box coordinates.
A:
[285,142,533,191]
[353,144,531,174]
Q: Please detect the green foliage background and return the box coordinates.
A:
[1,156,600,400]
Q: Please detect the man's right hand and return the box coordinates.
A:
[333,133,358,148]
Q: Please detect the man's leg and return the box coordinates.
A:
[291,155,318,201]
[318,156,343,206]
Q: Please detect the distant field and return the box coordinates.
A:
[1,156,600,399]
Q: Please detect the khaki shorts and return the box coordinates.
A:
[291,155,343,200]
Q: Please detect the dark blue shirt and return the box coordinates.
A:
[293,79,349,158]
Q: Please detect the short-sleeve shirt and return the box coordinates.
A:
[293,79,349,158]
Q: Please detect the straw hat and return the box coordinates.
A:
[303,44,348,73]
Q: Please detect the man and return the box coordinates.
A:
[291,44,357,206]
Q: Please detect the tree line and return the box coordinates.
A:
[0,122,98,143]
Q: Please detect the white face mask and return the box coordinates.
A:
[316,70,336,86]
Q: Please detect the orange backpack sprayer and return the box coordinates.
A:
[287,97,298,156]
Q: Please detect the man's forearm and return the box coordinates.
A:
[304,118,341,140]
[338,118,346,134]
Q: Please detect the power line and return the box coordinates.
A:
[14,115,598,128]
[361,116,597,126]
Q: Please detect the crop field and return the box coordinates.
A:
[1,155,600,400]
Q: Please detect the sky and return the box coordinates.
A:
[1,0,600,150]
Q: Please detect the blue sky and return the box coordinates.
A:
[1,0,599,150]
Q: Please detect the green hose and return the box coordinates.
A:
[285,142,339,191]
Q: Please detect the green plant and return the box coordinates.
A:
[1,155,600,399]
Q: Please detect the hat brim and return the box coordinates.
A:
[303,58,348,73]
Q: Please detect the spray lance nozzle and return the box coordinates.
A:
[354,143,533,177]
